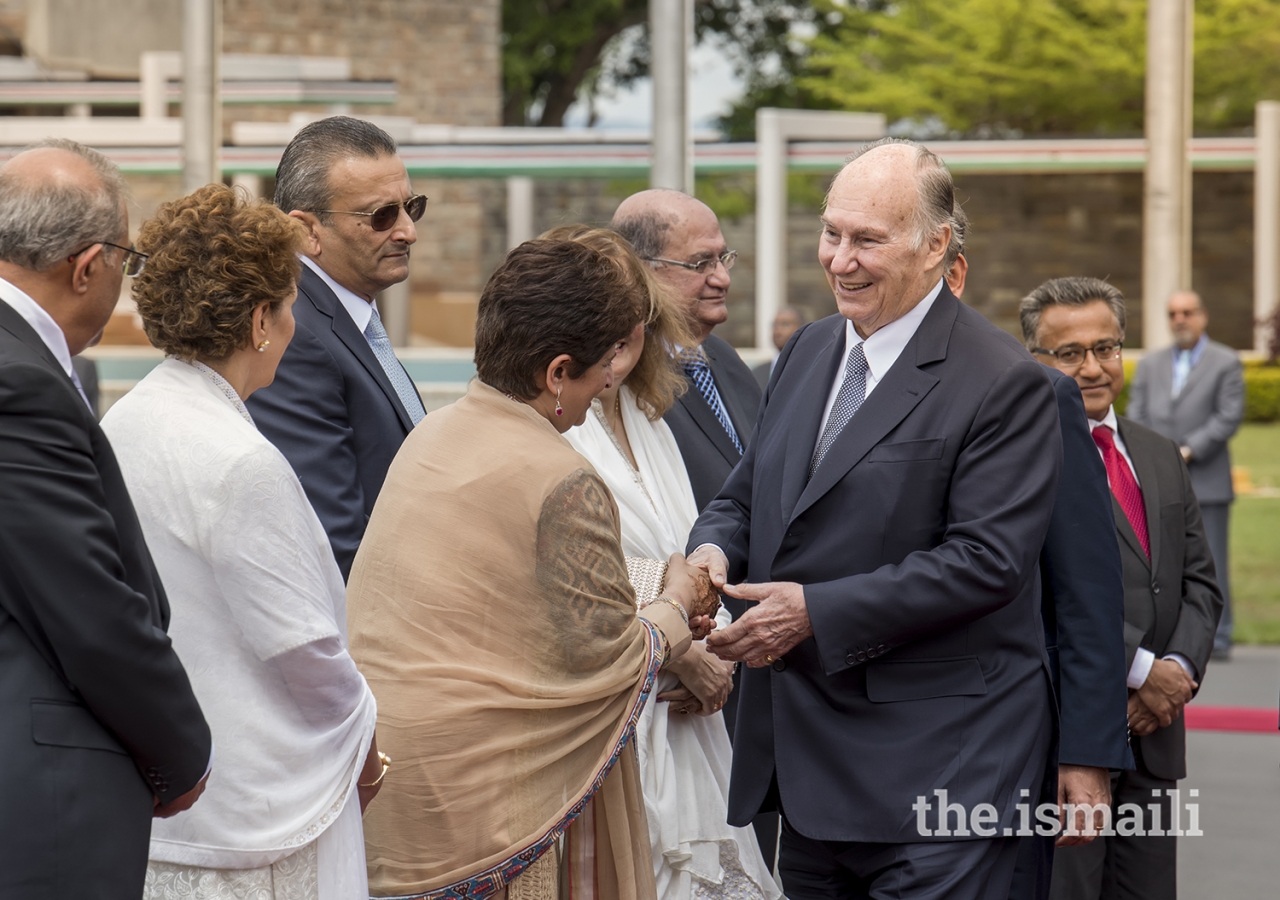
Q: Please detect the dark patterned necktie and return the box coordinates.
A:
[682,352,742,454]
[810,342,868,478]
[1092,425,1150,558]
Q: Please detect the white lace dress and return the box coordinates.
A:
[564,387,781,900]
[102,359,377,900]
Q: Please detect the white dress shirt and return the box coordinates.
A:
[0,276,92,410]
[1089,404,1196,688]
[816,278,944,437]
[301,255,377,333]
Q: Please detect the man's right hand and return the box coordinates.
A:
[154,771,209,818]
[686,544,729,589]
[1137,658,1196,727]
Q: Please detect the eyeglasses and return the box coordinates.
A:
[644,250,737,275]
[1031,340,1123,370]
[69,240,149,277]
[312,194,428,232]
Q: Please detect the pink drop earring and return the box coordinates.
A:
[555,387,563,416]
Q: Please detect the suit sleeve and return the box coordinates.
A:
[1164,457,1225,680]
[804,360,1063,675]
[1041,374,1132,769]
[246,321,366,579]
[1183,353,1245,462]
[0,361,211,801]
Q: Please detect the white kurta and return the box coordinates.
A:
[564,387,780,900]
[101,359,377,900]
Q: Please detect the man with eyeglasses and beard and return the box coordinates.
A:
[247,116,429,580]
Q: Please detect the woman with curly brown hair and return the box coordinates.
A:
[101,184,382,900]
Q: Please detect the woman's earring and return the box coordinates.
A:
[555,386,563,416]
[257,340,270,353]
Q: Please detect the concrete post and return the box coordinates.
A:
[230,172,263,200]
[140,51,172,121]
[755,109,786,352]
[1142,0,1192,350]
[182,0,220,192]
[650,0,689,192]
[1255,101,1280,355]
[506,176,536,249]
[380,280,412,349]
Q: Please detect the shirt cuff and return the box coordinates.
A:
[1127,647,1155,689]
[1164,652,1197,682]
[692,542,724,558]
[202,743,215,781]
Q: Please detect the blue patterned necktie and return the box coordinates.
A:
[1171,349,1191,397]
[810,342,868,478]
[364,306,426,426]
[682,351,743,454]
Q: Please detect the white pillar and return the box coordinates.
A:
[182,0,220,192]
[1142,0,1192,350]
[755,108,786,353]
[650,0,689,192]
[1255,102,1280,355]
[230,172,263,200]
[380,279,412,349]
[506,176,536,249]
[140,51,172,121]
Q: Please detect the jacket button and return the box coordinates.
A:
[1152,581,1161,595]
[856,650,868,663]
[878,644,888,654]
[772,657,787,672]
[845,653,857,666]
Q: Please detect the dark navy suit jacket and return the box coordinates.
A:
[689,286,1062,842]
[246,264,415,579]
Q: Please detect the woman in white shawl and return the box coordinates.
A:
[554,226,781,900]
[101,185,381,900]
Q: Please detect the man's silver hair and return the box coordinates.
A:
[1019,277,1127,349]
[0,138,127,271]
[828,137,958,253]
[944,199,968,273]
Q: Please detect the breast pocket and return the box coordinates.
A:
[865,438,946,463]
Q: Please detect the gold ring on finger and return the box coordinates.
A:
[765,655,775,663]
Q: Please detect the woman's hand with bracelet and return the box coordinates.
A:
[357,733,390,813]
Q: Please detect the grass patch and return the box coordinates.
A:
[1229,424,1280,644]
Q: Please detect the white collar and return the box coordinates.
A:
[301,255,378,334]
[842,277,944,381]
[1087,405,1120,433]
[0,275,74,379]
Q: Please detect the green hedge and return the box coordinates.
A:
[1110,359,1280,422]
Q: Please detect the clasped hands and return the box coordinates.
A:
[1127,658,1196,737]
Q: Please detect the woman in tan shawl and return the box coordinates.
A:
[348,238,718,900]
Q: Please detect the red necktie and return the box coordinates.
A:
[1092,425,1150,559]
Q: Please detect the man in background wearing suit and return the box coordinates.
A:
[690,139,1063,899]
[1127,291,1243,659]
[1020,278,1222,900]
[945,220,1131,900]
[247,116,428,579]
[0,140,212,898]
[612,189,762,513]
[753,307,806,390]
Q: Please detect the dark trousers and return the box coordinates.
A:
[1010,833,1056,900]
[779,812,1022,900]
[1048,767,1177,900]
[1200,503,1231,650]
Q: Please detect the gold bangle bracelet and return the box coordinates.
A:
[359,751,391,788]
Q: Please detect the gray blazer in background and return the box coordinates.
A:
[1127,341,1244,505]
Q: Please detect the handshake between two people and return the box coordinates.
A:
[655,547,814,717]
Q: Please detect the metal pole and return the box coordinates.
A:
[650,0,688,192]
[1255,101,1280,355]
[506,176,536,249]
[755,108,785,352]
[182,0,219,191]
[1142,0,1190,350]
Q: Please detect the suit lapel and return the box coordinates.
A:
[779,318,844,523]
[1110,493,1150,569]
[301,266,415,433]
[789,290,954,523]
[703,337,753,439]
[0,301,83,405]
[1118,417,1163,572]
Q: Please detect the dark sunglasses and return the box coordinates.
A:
[313,194,428,232]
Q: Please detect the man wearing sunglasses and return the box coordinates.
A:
[247,116,428,580]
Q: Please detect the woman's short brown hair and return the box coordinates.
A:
[475,239,641,400]
[540,225,693,419]
[133,184,307,360]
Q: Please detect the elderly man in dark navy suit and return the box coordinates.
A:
[247,116,428,579]
[688,139,1063,899]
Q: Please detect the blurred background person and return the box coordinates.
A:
[247,116,428,580]
[0,139,212,900]
[753,307,805,390]
[555,226,780,900]
[349,238,717,900]
[102,184,381,900]
[1127,291,1244,660]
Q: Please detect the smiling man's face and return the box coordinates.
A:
[818,146,949,338]
[1034,300,1126,421]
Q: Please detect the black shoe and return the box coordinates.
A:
[1211,645,1232,662]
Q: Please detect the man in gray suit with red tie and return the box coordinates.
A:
[689,139,1063,899]
[1019,277,1222,900]
[247,117,429,579]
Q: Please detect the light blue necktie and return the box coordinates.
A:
[810,342,869,478]
[1171,350,1191,398]
[681,351,742,454]
[69,365,93,414]
[364,307,425,426]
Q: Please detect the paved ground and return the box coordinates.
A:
[1178,645,1279,898]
